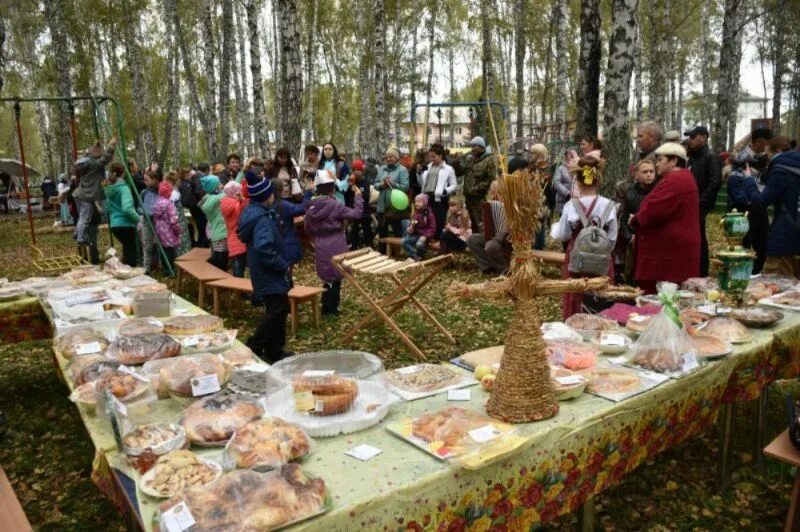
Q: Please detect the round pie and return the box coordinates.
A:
[163,315,223,335]
[106,333,181,365]
[95,369,149,400]
[702,317,753,343]
[225,418,311,469]
[54,328,108,359]
[580,367,640,394]
[75,359,122,386]
[181,395,264,445]
[291,375,358,416]
[220,346,257,367]
[385,364,462,393]
[625,314,653,333]
[565,313,618,332]
[730,308,783,328]
[680,309,712,327]
[118,317,164,336]
[690,335,731,358]
[160,355,231,397]
[122,423,186,456]
[633,348,682,372]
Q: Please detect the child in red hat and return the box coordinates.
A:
[152,181,182,275]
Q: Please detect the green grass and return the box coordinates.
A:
[0,212,794,530]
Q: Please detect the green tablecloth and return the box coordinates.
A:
[48,295,800,531]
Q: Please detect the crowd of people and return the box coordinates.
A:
[54,121,800,362]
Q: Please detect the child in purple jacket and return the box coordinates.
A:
[402,194,436,261]
[304,170,364,315]
[152,181,182,275]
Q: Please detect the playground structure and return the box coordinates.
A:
[0,95,173,275]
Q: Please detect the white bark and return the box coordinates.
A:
[714,0,742,150]
[305,0,318,143]
[554,0,569,135]
[514,0,525,143]
[423,2,438,147]
[277,0,303,154]
[246,0,270,157]
[203,0,220,161]
[575,0,602,140]
[373,0,387,156]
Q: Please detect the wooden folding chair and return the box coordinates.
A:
[331,248,456,360]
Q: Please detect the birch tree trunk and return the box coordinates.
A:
[43,0,74,172]
[276,0,303,155]
[271,0,282,142]
[514,0,525,144]
[373,0,387,155]
[633,22,643,123]
[0,16,4,94]
[480,0,496,138]
[603,0,639,194]
[769,13,787,134]
[700,1,711,128]
[246,0,270,157]
[305,0,318,143]
[218,0,234,154]
[728,29,743,147]
[448,8,456,147]
[121,0,156,164]
[36,103,56,177]
[357,0,373,156]
[574,0,602,140]
[542,0,557,125]
[423,3,438,147]
[554,0,569,137]
[203,0,220,161]
[160,1,178,167]
[172,51,181,168]
[232,2,249,153]
[647,0,667,124]
[714,0,742,151]
[676,61,685,132]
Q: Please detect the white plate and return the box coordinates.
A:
[140,457,222,498]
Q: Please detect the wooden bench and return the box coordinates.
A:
[0,466,32,532]
[531,249,565,266]
[175,261,231,308]
[208,276,253,316]
[379,237,442,258]
[176,247,212,262]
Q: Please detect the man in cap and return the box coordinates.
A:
[462,136,498,230]
[685,125,722,276]
[237,173,292,363]
[374,146,410,254]
[74,137,117,263]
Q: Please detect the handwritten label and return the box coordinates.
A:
[293,391,315,412]
[696,304,717,315]
[302,370,335,377]
[345,444,383,461]
[191,374,221,396]
[716,306,732,314]
[447,389,471,401]
[629,315,649,323]
[682,353,700,373]
[161,501,196,532]
[75,342,102,355]
[182,336,200,347]
[468,425,502,443]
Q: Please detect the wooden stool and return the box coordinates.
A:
[0,466,32,531]
[208,277,254,316]
[288,286,325,336]
[763,429,800,531]
[175,261,230,308]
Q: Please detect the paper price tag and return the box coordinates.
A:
[293,391,315,412]
[182,336,200,347]
[608,355,628,365]
[717,306,732,314]
[161,501,196,532]
[555,375,586,386]
[396,365,420,374]
[302,370,335,377]
[629,315,649,323]
[447,389,471,401]
[345,444,383,461]
[75,342,102,355]
[468,424,502,443]
[682,353,700,372]
[191,374,221,396]
[119,365,148,382]
[696,304,717,315]
[315,400,325,413]
[601,334,626,347]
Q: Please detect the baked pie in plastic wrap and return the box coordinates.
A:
[54,328,108,359]
[224,417,311,470]
[105,333,181,365]
[140,450,221,498]
[163,315,223,335]
[180,395,264,445]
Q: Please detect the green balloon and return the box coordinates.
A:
[390,189,409,210]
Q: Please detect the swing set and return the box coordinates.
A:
[0,94,174,276]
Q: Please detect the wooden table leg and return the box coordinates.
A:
[787,469,800,532]
[716,402,735,492]
[199,281,205,308]
[312,297,320,328]
[213,286,220,316]
[576,495,594,532]
[756,386,769,474]
[290,298,298,336]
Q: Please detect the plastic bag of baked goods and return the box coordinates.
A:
[105,333,182,365]
[222,417,314,471]
[54,327,109,359]
[629,283,696,374]
[157,354,233,399]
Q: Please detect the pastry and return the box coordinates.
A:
[730,307,783,328]
[122,424,185,455]
[458,346,504,370]
[220,346,257,367]
[411,407,500,447]
[75,359,122,386]
[70,381,98,413]
[771,290,800,306]
[292,375,358,416]
[625,314,653,333]
[106,333,181,365]
[158,465,326,531]
[159,355,231,397]
[633,348,682,372]
[550,367,587,396]
[181,395,263,445]
[701,317,753,343]
[547,341,597,370]
[565,313,618,333]
[95,369,148,400]
[142,450,220,498]
[226,418,311,469]
[385,364,462,393]
[163,315,223,335]
[179,330,236,351]
[54,328,108,359]
[117,317,164,336]
[680,309,711,327]
[689,335,731,358]
[541,322,583,342]
[579,367,640,394]
[228,369,269,398]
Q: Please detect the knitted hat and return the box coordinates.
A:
[245,172,273,203]
[314,170,335,187]
[201,175,221,193]
[385,147,400,160]
[414,193,429,208]
[223,180,242,198]
[655,142,688,161]
[158,181,173,199]
[351,159,365,172]
[469,136,486,149]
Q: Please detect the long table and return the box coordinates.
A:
[42,288,800,530]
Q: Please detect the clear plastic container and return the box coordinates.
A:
[152,353,232,399]
[105,333,182,365]
[53,326,109,359]
[221,417,313,471]
[121,423,188,473]
[132,290,172,317]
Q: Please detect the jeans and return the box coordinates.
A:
[321,281,341,315]
[699,210,710,277]
[139,220,157,272]
[74,198,94,244]
[111,226,137,267]
[247,294,290,363]
[231,253,247,277]
[402,234,428,259]
[377,214,404,253]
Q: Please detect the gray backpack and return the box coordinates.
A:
[567,198,615,276]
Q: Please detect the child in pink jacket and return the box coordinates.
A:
[402,193,437,260]
[152,181,182,275]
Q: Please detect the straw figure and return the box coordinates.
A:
[454,163,608,423]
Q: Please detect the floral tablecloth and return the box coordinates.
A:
[44,289,800,531]
[0,296,52,344]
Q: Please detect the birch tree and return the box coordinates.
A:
[246,0,270,157]
[233,1,252,154]
[513,0,525,143]
[357,0,373,156]
[203,0,220,161]
[422,2,438,147]
[553,0,569,136]
[373,0,387,155]
[714,0,742,150]
[218,0,234,154]
[603,0,639,192]
[277,0,303,155]
[768,10,787,134]
[305,0,318,143]
[43,0,73,171]
[574,0,602,140]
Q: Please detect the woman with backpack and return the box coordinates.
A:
[550,156,617,319]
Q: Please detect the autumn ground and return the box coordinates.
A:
[0,211,796,531]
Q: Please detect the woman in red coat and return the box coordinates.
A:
[630,143,700,294]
